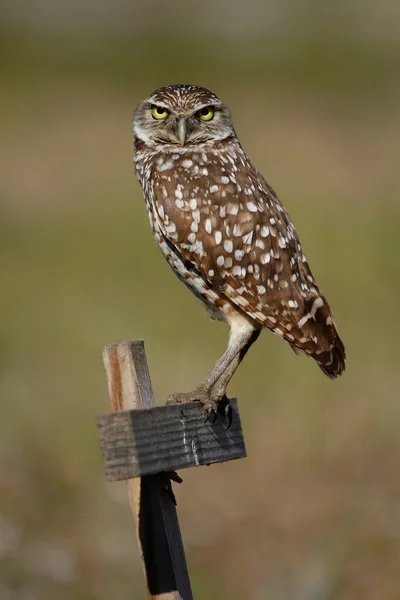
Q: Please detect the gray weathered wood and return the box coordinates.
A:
[97,399,245,480]
[101,339,193,600]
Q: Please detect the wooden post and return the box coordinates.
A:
[97,339,247,600]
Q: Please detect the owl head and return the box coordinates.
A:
[133,84,235,148]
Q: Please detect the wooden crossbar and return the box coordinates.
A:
[97,399,245,480]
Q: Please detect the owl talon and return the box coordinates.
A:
[204,409,218,425]
[219,400,233,430]
[204,395,231,426]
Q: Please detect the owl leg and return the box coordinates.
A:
[211,327,261,401]
[167,314,260,413]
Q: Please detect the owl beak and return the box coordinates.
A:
[177,117,187,145]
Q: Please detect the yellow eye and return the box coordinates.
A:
[197,106,214,121]
[151,105,169,120]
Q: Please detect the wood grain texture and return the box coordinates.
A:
[97,399,246,480]
[101,339,193,600]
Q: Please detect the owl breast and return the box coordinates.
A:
[135,147,230,314]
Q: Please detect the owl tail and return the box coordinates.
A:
[288,295,346,378]
[316,334,346,378]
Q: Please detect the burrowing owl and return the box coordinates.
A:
[133,84,345,412]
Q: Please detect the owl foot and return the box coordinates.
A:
[167,386,229,423]
[204,395,232,428]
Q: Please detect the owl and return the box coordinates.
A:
[133,84,345,413]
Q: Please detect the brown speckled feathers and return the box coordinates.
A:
[134,85,345,377]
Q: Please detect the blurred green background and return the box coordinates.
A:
[1,1,400,598]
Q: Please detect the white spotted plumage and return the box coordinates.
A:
[133,84,345,382]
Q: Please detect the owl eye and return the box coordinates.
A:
[197,106,214,121]
[151,105,169,120]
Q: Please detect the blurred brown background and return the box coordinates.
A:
[1,1,400,598]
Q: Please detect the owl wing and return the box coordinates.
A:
[152,162,345,377]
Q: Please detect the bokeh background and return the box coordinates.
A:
[1,1,400,598]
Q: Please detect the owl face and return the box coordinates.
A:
[134,84,235,148]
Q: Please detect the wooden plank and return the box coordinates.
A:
[101,339,193,600]
[97,399,246,480]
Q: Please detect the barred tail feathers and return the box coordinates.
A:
[285,294,346,378]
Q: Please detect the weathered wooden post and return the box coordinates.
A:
[97,339,246,599]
